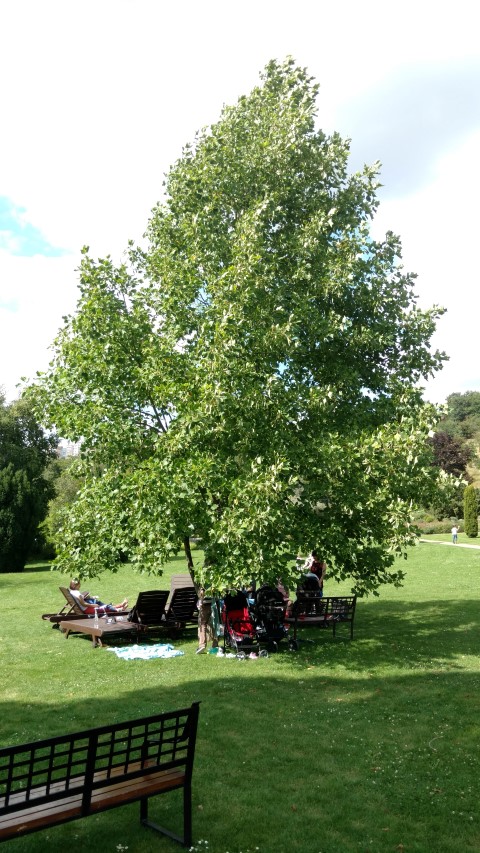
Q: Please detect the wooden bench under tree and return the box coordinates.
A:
[285,595,357,645]
[0,702,200,847]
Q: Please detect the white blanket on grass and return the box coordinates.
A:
[106,643,184,660]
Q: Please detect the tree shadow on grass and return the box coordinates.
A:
[1,664,480,853]
[287,597,480,673]
[23,562,54,572]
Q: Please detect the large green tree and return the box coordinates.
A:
[0,393,57,571]
[31,59,445,594]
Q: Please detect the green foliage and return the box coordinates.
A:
[439,391,480,446]
[446,390,480,423]
[416,517,459,535]
[0,394,57,571]
[30,59,445,595]
[40,457,83,554]
[463,483,478,538]
[427,470,466,519]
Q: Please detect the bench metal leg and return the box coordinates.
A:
[140,790,192,847]
[183,781,192,847]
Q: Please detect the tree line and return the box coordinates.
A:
[0,393,56,570]
[428,391,480,526]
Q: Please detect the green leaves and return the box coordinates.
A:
[30,59,445,594]
[0,396,56,571]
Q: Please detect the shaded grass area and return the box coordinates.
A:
[2,546,480,852]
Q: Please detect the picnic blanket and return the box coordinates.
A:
[106,643,184,660]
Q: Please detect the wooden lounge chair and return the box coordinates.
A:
[163,587,198,630]
[168,574,198,624]
[59,585,93,615]
[128,588,198,637]
[42,586,91,626]
[169,573,196,594]
[128,590,170,629]
[60,585,130,616]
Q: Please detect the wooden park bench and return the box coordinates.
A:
[285,595,357,644]
[0,702,200,847]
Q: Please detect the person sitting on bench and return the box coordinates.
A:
[69,579,128,615]
[302,550,326,596]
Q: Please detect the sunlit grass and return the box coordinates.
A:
[420,531,480,546]
[2,545,480,852]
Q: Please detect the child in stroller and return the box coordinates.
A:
[222,590,261,658]
[254,583,293,651]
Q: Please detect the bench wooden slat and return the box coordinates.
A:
[0,796,83,836]
[0,768,186,838]
[90,768,186,810]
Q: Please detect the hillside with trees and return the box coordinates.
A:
[419,391,480,531]
[439,391,480,486]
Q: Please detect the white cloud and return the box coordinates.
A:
[1,0,479,404]
[0,251,79,401]
[371,131,480,403]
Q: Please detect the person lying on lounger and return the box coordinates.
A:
[69,579,128,614]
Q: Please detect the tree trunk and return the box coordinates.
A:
[183,536,198,587]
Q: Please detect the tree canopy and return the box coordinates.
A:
[30,59,445,594]
[0,393,57,571]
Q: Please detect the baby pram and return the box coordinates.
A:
[222,590,260,657]
[254,584,293,652]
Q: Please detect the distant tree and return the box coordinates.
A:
[30,59,445,595]
[463,484,478,538]
[447,391,480,422]
[0,394,57,571]
[442,392,480,440]
[429,431,472,478]
[39,457,83,556]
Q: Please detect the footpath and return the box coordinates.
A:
[419,539,480,550]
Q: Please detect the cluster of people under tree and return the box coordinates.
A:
[68,550,326,654]
[195,548,327,654]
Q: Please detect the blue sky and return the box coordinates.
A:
[1,0,479,405]
[0,197,66,258]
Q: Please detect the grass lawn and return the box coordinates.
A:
[420,531,480,547]
[2,545,480,853]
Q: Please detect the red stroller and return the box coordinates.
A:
[222,591,260,658]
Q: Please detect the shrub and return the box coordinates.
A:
[416,518,461,535]
[464,484,478,537]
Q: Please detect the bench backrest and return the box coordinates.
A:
[327,596,356,620]
[293,594,356,619]
[0,703,200,817]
